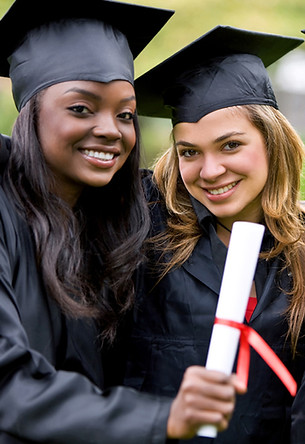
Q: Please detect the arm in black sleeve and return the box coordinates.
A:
[0,201,172,444]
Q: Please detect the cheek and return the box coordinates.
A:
[127,127,136,152]
[247,151,268,178]
[39,114,69,148]
[179,159,199,186]
[120,124,136,155]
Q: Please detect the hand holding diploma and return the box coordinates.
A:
[198,221,262,438]
[167,366,246,440]
[197,221,297,438]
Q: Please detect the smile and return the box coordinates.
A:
[83,149,115,161]
[207,181,238,195]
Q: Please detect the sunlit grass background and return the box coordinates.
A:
[1,0,305,197]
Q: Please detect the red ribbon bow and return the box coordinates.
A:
[214,317,297,396]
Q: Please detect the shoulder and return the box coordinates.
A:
[140,169,161,203]
[140,169,169,233]
[0,180,30,253]
[0,134,11,169]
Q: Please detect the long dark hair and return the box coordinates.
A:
[3,92,150,343]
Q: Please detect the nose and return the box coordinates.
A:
[92,113,121,140]
[199,153,226,182]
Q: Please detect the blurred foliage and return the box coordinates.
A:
[0,0,305,196]
[121,0,305,78]
[0,0,18,135]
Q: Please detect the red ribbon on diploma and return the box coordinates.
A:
[214,317,297,396]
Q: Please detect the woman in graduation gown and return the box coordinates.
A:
[122,26,305,443]
[0,1,246,442]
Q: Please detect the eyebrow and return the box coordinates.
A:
[175,131,246,148]
[214,131,246,143]
[64,87,136,103]
[174,140,195,149]
[121,95,136,103]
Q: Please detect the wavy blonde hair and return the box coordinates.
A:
[152,104,305,354]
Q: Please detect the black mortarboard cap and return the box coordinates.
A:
[135,25,304,125]
[0,0,174,110]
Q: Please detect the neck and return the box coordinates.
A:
[216,220,231,247]
[217,220,231,233]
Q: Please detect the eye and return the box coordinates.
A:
[68,105,90,115]
[118,111,135,121]
[223,141,241,151]
[180,149,198,158]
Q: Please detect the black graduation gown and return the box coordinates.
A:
[0,142,172,444]
[123,171,305,444]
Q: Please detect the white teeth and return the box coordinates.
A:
[84,149,114,160]
[208,181,237,195]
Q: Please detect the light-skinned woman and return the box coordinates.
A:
[122,25,305,443]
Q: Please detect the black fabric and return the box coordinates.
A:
[134,25,304,123]
[0,0,174,70]
[0,175,172,443]
[163,53,277,126]
[0,134,10,170]
[122,171,305,444]
[9,19,134,111]
[0,0,174,110]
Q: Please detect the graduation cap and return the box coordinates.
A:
[135,25,304,125]
[0,0,174,110]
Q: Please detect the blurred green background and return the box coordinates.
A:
[1,0,305,196]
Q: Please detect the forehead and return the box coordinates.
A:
[174,106,252,137]
[39,79,136,101]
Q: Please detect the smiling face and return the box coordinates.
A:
[37,80,136,206]
[174,107,269,228]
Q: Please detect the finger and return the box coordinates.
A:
[183,406,232,432]
[181,374,236,402]
[184,367,246,399]
[184,366,233,384]
[183,391,236,418]
[230,373,248,394]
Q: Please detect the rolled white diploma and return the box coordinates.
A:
[197,221,265,438]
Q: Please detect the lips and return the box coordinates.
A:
[83,149,115,161]
[206,181,238,195]
[79,144,121,163]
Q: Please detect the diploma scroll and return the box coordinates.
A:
[197,221,265,438]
